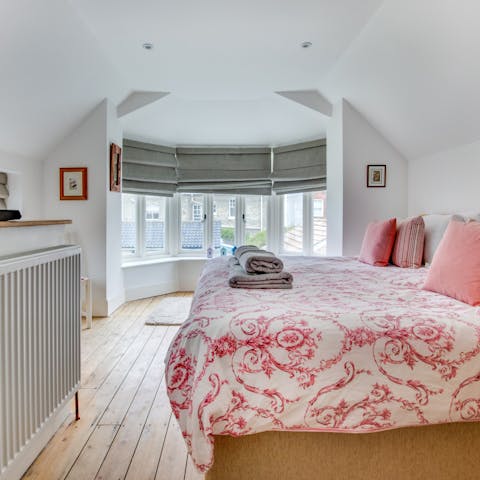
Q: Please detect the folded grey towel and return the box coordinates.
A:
[229,264,293,289]
[234,245,259,260]
[238,249,284,274]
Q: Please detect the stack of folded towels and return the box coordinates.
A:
[228,245,293,289]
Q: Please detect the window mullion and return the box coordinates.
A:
[303,192,313,255]
[205,194,213,252]
[269,194,281,254]
[137,195,145,258]
[172,194,180,256]
[236,196,245,246]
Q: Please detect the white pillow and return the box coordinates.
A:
[422,214,455,265]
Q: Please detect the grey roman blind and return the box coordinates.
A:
[122,139,177,196]
[176,147,272,195]
[272,139,326,194]
[0,172,8,209]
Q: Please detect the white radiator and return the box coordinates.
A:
[0,245,81,480]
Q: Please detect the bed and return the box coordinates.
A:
[165,256,480,478]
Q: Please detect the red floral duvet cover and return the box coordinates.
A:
[165,256,480,472]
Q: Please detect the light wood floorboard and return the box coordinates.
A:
[22,292,203,480]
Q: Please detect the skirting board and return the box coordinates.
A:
[1,386,78,480]
[107,291,126,316]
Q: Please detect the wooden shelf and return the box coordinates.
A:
[0,220,72,228]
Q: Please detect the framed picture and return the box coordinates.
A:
[59,167,88,200]
[110,143,122,192]
[367,164,386,188]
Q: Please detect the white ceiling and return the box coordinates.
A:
[2,0,480,160]
[71,0,382,99]
[70,0,382,148]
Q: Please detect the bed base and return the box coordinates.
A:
[206,423,480,480]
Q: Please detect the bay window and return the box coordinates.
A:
[122,138,326,262]
[121,191,326,262]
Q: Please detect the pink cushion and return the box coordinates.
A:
[423,219,480,305]
[391,216,425,268]
[359,218,397,267]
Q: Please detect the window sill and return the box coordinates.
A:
[122,256,208,269]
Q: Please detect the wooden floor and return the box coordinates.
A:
[23,293,204,480]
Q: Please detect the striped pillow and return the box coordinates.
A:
[392,216,425,268]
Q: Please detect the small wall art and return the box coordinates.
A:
[59,167,88,200]
[366,164,386,188]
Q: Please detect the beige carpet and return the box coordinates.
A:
[145,296,193,326]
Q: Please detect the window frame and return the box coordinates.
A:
[121,193,139,259]
[178,193,207,255]
[278,191,325,256]
[122,194,168,261]
[143,196,168,256]
[122,191,326,264]
[279,192,307,255]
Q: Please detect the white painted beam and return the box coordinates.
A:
[117,91,170,117]
[275,90,333,117]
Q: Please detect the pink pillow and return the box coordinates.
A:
[359,218,397,267]
[423,219,480,305]
[391,216,425,268]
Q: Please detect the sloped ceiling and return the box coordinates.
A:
[321,0,480,159]
[2,0,480,159]
[0,0,130,159]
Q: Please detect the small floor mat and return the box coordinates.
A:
[144,296,193,326]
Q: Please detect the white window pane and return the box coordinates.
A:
[121,193,137,254]
[214,194,235,254]
[145,196,166,253]
[313,191,327,255]
[244,195,268,249]
[181,193,204,251]
[228,198,236,218]
[193,203,202,221]
[282,193,303,252]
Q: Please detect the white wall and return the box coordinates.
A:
[342,101,408,255]
[123,259,205,301]
[43,99,124,316]
[106,101,125,313]
[327,99,408,256]
[408,139,480,216]
[326,102,344,256]
[0,150,43,219]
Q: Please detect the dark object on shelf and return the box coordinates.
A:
[0,210,22,221]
